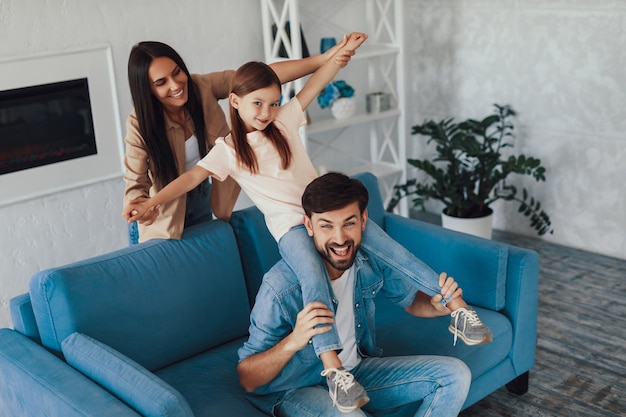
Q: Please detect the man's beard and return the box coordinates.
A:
[316,240,359,272]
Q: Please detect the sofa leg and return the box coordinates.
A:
[506,371,529,395]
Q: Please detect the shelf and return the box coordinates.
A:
[350,44,400,60]
[261,0,407,215]
[307,108,400,135]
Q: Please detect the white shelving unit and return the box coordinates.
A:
[260,0,407,215]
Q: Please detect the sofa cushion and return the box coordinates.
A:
[62,332,193,417]
[374,298,512,379]
[385,214,508,311]
[30,220,251,370]
[155,337,266,417]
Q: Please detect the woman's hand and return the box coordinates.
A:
[123,197,159,224]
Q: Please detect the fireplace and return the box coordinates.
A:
[0,78,97,175]
[0,45,123,206]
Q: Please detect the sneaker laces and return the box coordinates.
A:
[321,367,355,406]
[450,307,482,346]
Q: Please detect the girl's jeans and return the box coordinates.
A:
[274,355,471,417]
[278,220,447,357]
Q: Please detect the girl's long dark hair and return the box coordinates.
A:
[127,41,207,188]
[229,61,291,174]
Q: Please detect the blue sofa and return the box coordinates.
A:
[0,173,538,417]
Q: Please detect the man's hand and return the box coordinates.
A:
[430,272,463,314]
[406,272,463,317]
[238,301,334,392]
[284,301,334,353]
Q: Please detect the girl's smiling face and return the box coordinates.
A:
[230,85,281,132]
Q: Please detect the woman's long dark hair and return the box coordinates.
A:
[229,61,291,174]
[127,41,207,188]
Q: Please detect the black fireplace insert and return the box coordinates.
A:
[0,78,97,176]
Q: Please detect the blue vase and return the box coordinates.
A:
[320,37,337,54]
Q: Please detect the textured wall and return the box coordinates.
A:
[0,0,262,328]
[404,0,626,259]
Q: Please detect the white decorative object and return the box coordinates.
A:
[330,97,356,119]
[441,210,493,240]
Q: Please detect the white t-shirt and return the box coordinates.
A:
[197,98,318,241]
[331,265,361,371]
[185,134,201,171]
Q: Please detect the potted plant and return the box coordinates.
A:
[387,104,553,237]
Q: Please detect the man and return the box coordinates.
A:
[237,173,471,416]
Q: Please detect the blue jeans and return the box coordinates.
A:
[273,355,471,417]
[278,220,446,357]
[184,178,212,227]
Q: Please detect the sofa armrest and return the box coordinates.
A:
[503,246,539,375]
[9,293,40,343]
[384,214,508,310]
[384,213,538,376]
[0,328,139,417]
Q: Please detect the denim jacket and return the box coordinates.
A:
[238,251,420,397]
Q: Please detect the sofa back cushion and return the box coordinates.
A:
[385,214,508,311]
[229,206,281,308]
[29,220,251,371]
[351,172,385,228]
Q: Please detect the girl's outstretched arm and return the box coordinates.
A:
[124,165,213,223]
[295,32,367,111]
[270,39,355,82]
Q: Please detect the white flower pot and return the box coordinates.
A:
[330,97,356,119]
[441,209,493,239]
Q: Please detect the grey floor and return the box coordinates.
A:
[455,227,626,416]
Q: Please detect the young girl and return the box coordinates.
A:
[124,32,491,413]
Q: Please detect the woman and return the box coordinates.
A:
[124,40,353,243]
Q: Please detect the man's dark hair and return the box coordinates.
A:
[302,172,369,217]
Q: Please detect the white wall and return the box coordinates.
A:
[1,0,624,329]
[404,0,626,259]
[0,0,263,328]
